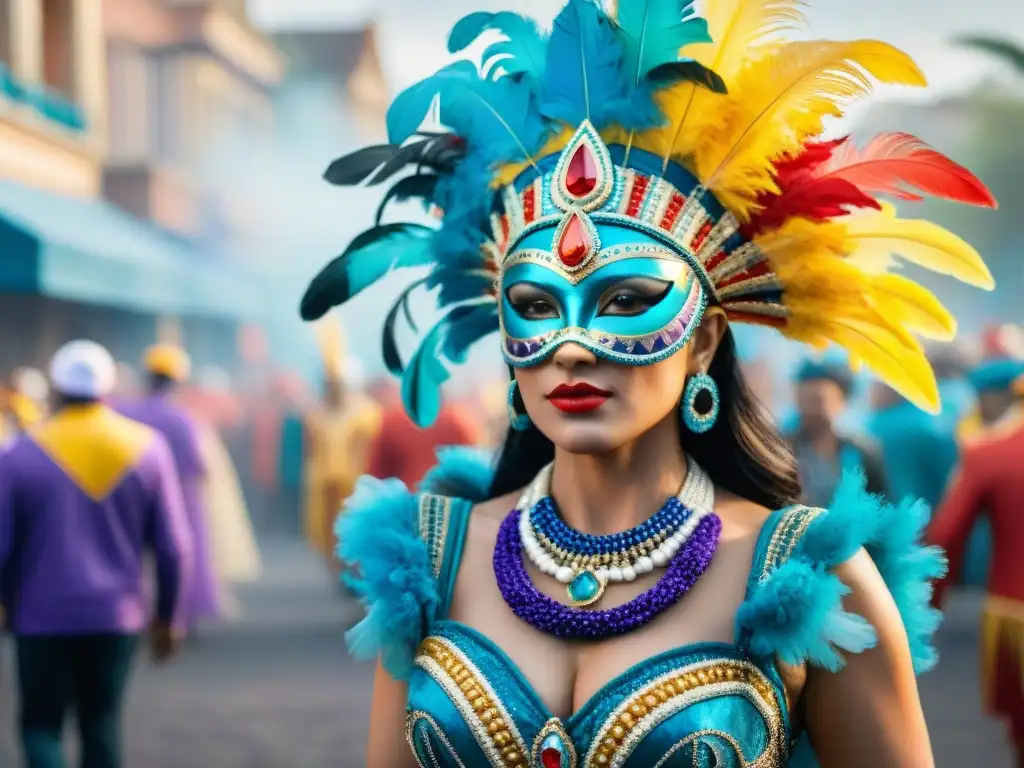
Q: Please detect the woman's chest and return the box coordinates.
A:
[405,623,791,768]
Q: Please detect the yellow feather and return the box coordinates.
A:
[786,312,939,412]
[696,40,926,219]
[867,273,957,341]
[843,204,995,289]
[632,0,805,171]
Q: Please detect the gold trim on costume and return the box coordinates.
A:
[418,495,453,579]
[584,659,786,768]
[760,506,824,583]
[415,637,531,767]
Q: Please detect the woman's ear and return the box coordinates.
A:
[688,308,728,374]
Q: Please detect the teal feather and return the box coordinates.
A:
[299,225,434,321]
[386,60,548,166]
[540,0,660,130]
[615,0,712,83]
[336,476,438,680]
[419,446,496,502]
[401,314,452,428]
[480,16,548,82]
[738,469,946,679]
[447,11,499,53]
[446,11,548,83]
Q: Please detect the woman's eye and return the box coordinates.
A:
[524,300,556,318]
[599,281,671,317]
[508,291,560,319]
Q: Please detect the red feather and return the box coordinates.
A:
[742,139,880,238]
[811,132,997,207]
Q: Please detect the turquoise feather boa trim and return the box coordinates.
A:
[738,469,947,675]
[336,476,439,680]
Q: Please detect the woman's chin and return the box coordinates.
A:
[541,420,632,456]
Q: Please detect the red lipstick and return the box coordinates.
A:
[546,382,612,414]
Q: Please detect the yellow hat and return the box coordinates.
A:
[144,344,192,382]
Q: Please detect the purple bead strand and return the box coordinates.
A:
[493,508,722,640]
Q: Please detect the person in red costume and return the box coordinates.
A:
[366,379,481,488]
[928,363,1024,767]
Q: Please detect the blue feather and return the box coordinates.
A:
[387,60,548,168]
[540,0,660,131]
[418,445,496,502]
[401,315,452,428]
[479,15,548,82]
[447,11,498,53]
[615,0,712,82]
[345,229,434,297]
[443,303,500,362]
[336,476,437,679]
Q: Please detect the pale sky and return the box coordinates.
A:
[251,0,1024,106]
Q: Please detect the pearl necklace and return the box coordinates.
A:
[517,459,715,606]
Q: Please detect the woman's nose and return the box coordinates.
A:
[552,341,598,370]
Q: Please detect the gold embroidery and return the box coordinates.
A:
[585,659,786,768]
[406,710,468,768]
[416,637,530,767]
[759,506,825,582]
[418,495,453,579]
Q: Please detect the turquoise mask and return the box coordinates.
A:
[496,122,724,368]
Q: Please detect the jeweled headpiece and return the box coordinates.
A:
[301,0,996,426]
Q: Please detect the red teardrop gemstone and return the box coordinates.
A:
[541,748,563,768]
[557,213,592,268]
[565,143,598,197]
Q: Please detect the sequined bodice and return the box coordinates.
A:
[406,621,789,767]
[404,496,793,768]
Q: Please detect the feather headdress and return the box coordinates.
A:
[302,0,995,423]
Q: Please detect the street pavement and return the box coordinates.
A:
[0,537,1013,767]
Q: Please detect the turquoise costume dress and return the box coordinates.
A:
[339,449,945,768]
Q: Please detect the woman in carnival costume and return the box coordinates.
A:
[301,0,996,765]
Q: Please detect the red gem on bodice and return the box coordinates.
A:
[557,213,592,268]
[565,144,598,197]
[540,747,563,768]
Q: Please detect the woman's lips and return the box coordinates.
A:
[546,382,612,414]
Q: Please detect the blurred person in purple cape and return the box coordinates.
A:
[114,344,221,632]
[0,340,193,768]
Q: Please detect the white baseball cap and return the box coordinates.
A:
[49,340,117,399]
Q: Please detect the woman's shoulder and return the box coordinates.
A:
[337,446,497,680]
[737,471,946,674]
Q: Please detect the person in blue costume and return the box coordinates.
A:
[867,347,989,585]
[787,356,887,507]
[299,1,997,765]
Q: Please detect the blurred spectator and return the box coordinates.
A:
[0,340,192,768]
[115,345,222,632]
[302,358,380,576]
[367,378,482,489]
[787,355,887,507]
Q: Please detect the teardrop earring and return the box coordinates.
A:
[508,380,532,432]
[681,372,719,434]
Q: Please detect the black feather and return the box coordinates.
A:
[323,145,399,186]
[646,61,728,94]
[299,223,432,322]
[300,256,349,321]
[368,135,466,185]
[381,277,429,374]
[375,174,440,224]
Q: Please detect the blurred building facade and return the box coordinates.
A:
[0,0,285,377]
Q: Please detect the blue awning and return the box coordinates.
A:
[0,180,268,320]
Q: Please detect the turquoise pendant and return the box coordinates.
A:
[567,569,604,607]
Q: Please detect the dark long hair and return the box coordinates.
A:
[488,328,801,510]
